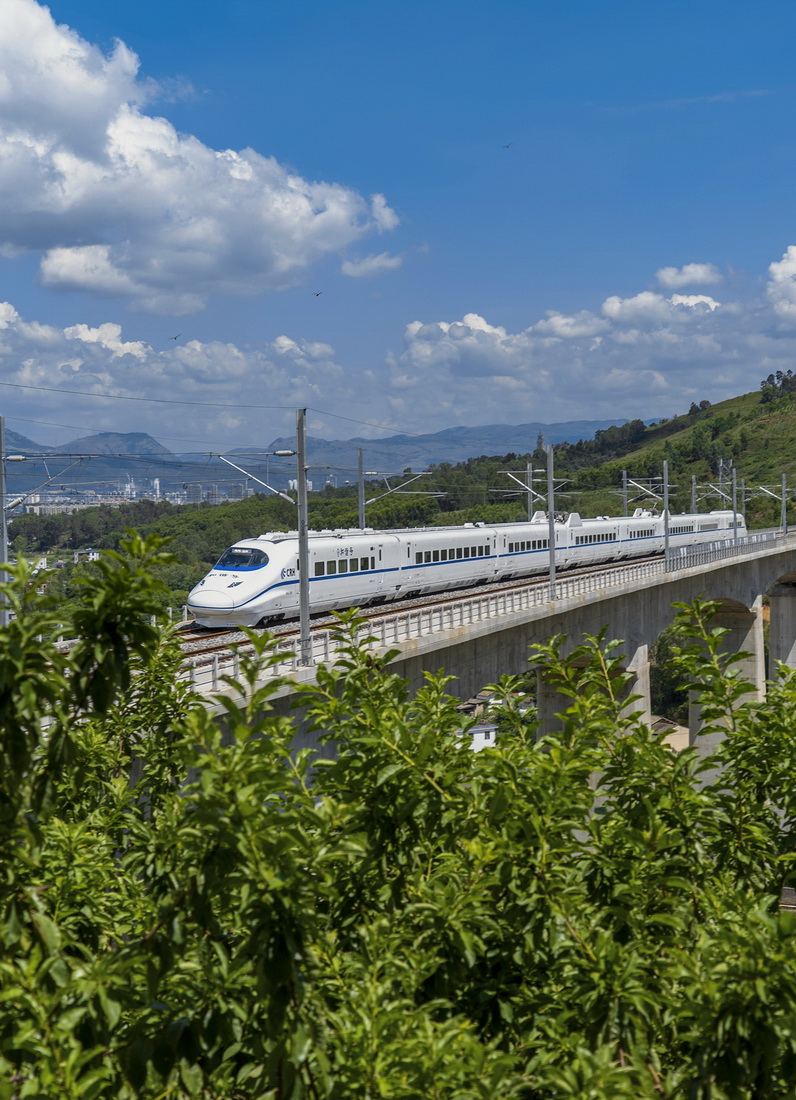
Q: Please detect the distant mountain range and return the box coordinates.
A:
[257,419,629,474]
[3,430,171,456]
[2,419,628,497]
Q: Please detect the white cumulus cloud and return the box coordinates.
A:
[0,0,398,314]
[656,262,723,288]
[5,250,796,445]
[387,253,796,427]
[0,300,397,446]
[669,294,720,311]
[341,252,403,277]
[767,245,796,324]
[64,322,149,359]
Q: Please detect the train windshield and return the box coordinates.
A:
[214,546,269,571]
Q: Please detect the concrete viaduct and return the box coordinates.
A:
[194,534,796,754]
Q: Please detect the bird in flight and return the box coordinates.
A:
[502,143,513,148]
[313,291,323,297]
[170,333,182,340]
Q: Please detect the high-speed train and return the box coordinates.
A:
[187,508,746,629]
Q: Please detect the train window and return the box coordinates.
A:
[370,557,375,569]
[424,551,432,563]
[463,547,470,558]
[314,562,325,577]
[338,560,348,573]
[433,550,440,562]
[416,552,423,564]
[456,548,463,558]
[214,547,269,570]
[441,549,448,561]
[350,558,358,571]
[327,560,336,575]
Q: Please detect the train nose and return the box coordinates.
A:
[187,587,236,611]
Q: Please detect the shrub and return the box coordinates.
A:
[2,545,796,1098]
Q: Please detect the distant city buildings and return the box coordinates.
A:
[15,475,264,516]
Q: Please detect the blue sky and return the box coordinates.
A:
[2,0,796,450]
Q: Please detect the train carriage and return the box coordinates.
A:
[187,509,745,628]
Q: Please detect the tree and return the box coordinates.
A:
[4,548,796,1097]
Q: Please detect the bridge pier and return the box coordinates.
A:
[769,582,796,673]
[621,643,652,725]
[534,673,572,738]
[535,641,651,737]
[688,599,765,761]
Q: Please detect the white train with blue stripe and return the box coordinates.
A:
[187,508,745,628]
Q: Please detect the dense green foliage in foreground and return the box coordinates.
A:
[4,538,796,1097]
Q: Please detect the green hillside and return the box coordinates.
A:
[415,384,796,527]
[555,386,794,524]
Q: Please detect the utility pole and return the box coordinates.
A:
[546,444,556,600]
[358,447,366,529]
[732,467,738,545]
[622,469,628,516]
[691,474,697,515]
[527,460,533,522]
[783,473,789,537]
[296,408,312,665]
[663,459,670,568]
